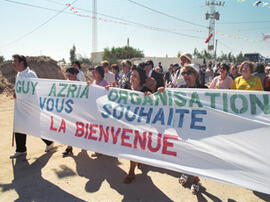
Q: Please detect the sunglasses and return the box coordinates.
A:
[181,70,193,76]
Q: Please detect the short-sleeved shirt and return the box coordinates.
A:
[16,67,37,81]
[93,79,108,87]
[232,76,263,91]
[76,70,86,81]
[209,75,233,89]
[172,69,185,87]
[104,71,115,85]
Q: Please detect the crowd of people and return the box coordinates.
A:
[9,53,270,195]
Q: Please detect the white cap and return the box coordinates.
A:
[190,63,200,73]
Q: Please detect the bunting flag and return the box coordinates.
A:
[263,33,270,41]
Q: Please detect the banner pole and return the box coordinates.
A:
[12,92,16,147]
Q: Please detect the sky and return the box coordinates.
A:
[1,0,270,62]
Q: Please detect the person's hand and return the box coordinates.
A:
[157,87,165,93]
[144,91,152,96]
[105,85,110,91]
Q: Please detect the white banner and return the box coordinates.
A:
[14,78,270,194]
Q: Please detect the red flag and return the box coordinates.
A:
[205,33,213,43]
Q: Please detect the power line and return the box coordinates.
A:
[218,40,234,52]
[1,0,79,48]
[127,0,208,29]
[43,0,205,35]
[4,0,66,13]
[236,27,270,32]
[220,20,270,24]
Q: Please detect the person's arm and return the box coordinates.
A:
[228,77,233,89]
[209,77,217,89]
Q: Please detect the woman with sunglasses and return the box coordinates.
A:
[178,64,207,89]
[209,63,233,89]
[158,64,206,195]
[178,64,207,194]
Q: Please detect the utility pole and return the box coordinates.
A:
[205,0,224,61]
[92,0,97,53]
[214,39,218,64]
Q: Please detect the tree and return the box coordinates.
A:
[0,56,5,64]
[77,54,91,64]
[235,52,244,63]
[103,46,144,64]
[69,45,77,63]
[193,48,201,58]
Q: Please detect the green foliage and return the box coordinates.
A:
[0,56,5,64]
[192,48,245,63]
[192,48,213,59]
[77,54,91,64]
[216,51,244,63]
[103,46,144,64]
[69,45,77,63]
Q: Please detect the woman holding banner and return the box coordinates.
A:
[177,64,207,195]
[158,63,207,195]
[123,64,154,183]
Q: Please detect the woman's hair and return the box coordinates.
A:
[94,66,105,79]
[181,64,201,86]
[121,60,132,68]
[132,63,147,86]
[72,61,81,69]
[111,64,119,72]
[66,67,79,75]
[239,61,255,74]
[220,63,230,72]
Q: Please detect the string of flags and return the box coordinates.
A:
[64,2,269,43]
[237,0,270,8]
[65,3,128,25]
[64,2,173,31]
[263,33,270,41]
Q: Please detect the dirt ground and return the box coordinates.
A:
[0,94,269,202]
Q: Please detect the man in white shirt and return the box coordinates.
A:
[72,61,86,81]
[101,60,115,86]
[10,54,54,158]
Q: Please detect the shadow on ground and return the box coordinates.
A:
[253,191,270,201]
[0,152,84,202]
[71,150,222,202]
[72,150,173,201]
